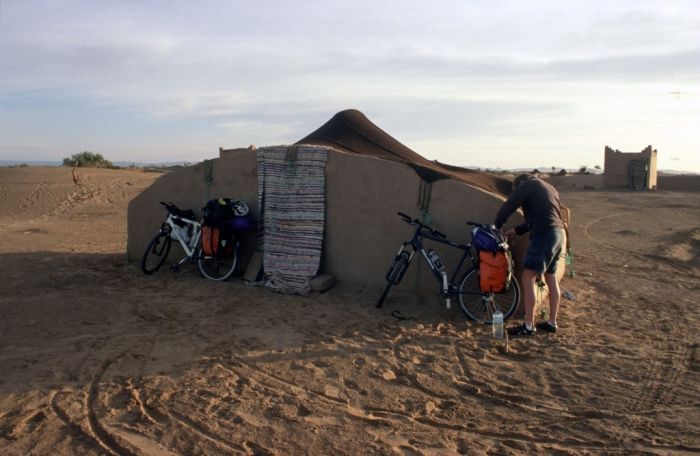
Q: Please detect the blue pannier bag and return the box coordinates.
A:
[471,225,508,252]
[229,215,256,231]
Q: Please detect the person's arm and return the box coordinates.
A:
[504,221,530,240]
[514,222,530,235]
[494,183,531,229]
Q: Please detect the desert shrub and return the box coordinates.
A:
[62,151,113,168]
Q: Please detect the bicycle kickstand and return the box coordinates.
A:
[171,255,190,273]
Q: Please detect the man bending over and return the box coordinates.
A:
[495,174,564,336]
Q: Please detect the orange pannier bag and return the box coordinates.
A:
[201,225,220,256]
[201,225,235,257]
[478,250,513,293]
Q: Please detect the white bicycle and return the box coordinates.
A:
[140,201,238,281]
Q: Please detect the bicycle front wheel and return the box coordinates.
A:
[376,250,411,308]
[141,232,172,274]
[198,248,237,281]
[457,269,520,323]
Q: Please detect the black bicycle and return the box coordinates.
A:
[376,212,520,323]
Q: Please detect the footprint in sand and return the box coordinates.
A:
[9,410,47,438]
[352,356,366,369]
[296,404,313,417]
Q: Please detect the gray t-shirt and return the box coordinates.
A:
[494,178,563,236]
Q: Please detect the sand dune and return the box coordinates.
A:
[0,166,698,455]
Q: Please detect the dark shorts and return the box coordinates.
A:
[523,227,564,275]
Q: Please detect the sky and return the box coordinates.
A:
[1,0,699,172]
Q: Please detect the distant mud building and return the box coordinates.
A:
[604,145,658,190]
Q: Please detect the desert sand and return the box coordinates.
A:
[0,166,698,455]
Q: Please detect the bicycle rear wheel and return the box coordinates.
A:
[457,269,520,323]
[376,250,411,308]
[198,248,237,281]
[141,232,172,274]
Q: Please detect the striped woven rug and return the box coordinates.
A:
[257,145,328,295]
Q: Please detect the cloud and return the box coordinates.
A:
[1,1,699,170]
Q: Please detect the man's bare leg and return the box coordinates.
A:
[521,268,538,328]
[544,273,560,325]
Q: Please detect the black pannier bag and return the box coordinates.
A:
[202,198,235,227]
[200,198,245,258]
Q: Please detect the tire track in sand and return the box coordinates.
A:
[86,353,140,456]
[580,210,694,419]
[50,389,114,455]
[582,211,691,276]
[225,352,698,455]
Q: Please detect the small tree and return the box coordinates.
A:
[62,151,113,168]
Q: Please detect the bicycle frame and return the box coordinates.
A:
[396,224,480,309]
[403,229,473,286]
[164,214,202,267]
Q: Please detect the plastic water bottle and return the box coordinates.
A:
[492,311,504,339]
[173,225,189,243]
[565,247,575,278]
[427,250,444,272]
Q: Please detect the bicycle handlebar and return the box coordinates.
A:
[397,212,412,223]
[159,201,190,219]
[396,212,446,239]
[159,201,177,212]
[397,213,500,239]
[467,221,499,230]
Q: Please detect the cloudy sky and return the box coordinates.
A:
[1,0,699,171]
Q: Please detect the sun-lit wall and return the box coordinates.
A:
[604,145,658,190]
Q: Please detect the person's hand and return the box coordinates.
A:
[504,228,516,240]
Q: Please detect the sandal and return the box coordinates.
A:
[507,323,536,336]
[536,321,558,333]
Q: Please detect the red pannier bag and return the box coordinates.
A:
[479,250,513,293]
[201,225,235,257]
[201,225,220,256]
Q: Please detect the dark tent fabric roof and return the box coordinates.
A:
[296,109,512,196]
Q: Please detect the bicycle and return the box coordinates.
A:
[141,202,238,281]
[376,212,520,324]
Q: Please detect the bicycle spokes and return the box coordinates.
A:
[482,294,497,314]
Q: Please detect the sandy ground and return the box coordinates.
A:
[0,166,698,455]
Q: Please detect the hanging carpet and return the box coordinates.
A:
[257,145,328,295]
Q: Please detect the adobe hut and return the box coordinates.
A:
[127,110,567,303]
[604,145,658,190]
